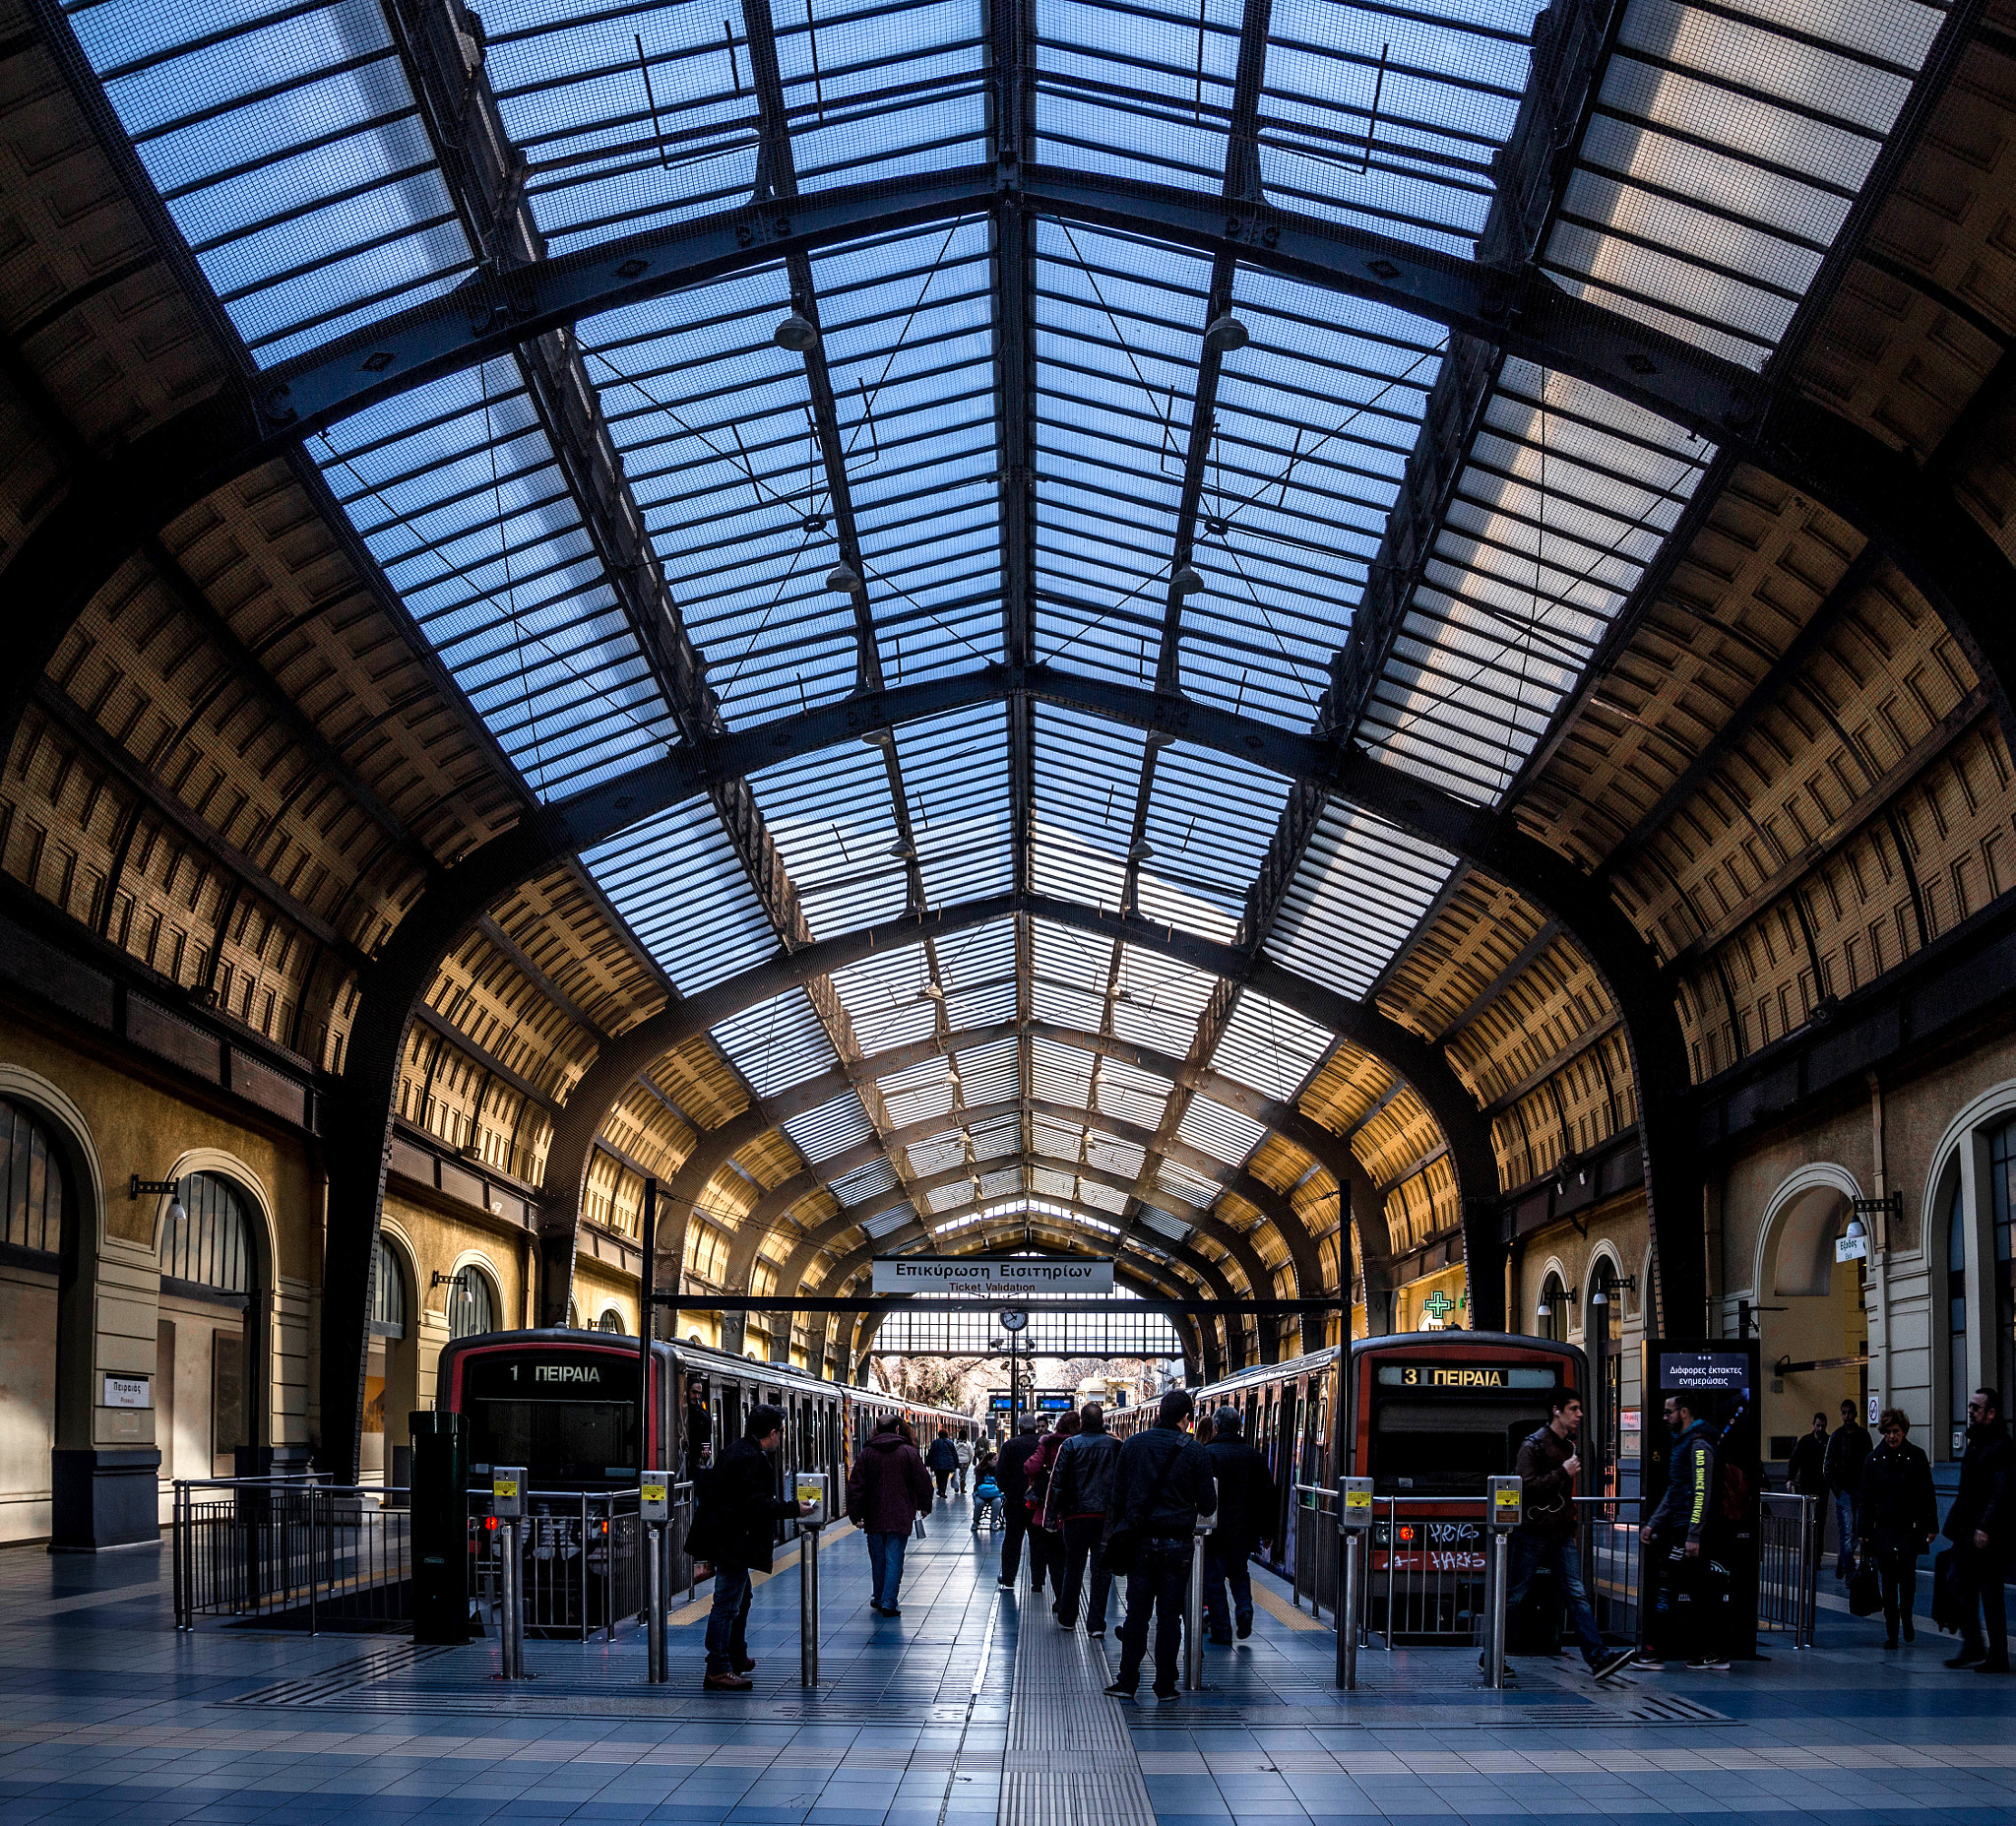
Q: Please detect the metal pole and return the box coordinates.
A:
[1184,1529,1206,1692]
[581,1491,591,1642]
[800,1525,820,1687]
[307,1485,319,1638]
[500,1517,524,1679]
[1486,1529,1509,1690]
[1381,1499,1396,1651]
[647,1521,667,1683]
[1339,1532,1361,1691]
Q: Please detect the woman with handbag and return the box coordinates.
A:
[1859,1407,1939,1648]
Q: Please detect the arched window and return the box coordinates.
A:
[598,1309,624,1334]
[1950,1173,1969,1439]
[0,1096,66,1256]
[445,1265,496,1340]
[1993,1119,2016,1413]
[566,1299,580,1329]
[1537,1273,1568,1344]
[159,1172,251,1292]
[370,1239,406,1337]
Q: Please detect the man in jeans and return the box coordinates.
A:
[846,1415,934,1616]
[1824,1398,1872,1578]
[1049,1401,1121,1635]
[1103,1389,1216,1703]
[1505,1393,1634,1681]
[684,1404,815,1690]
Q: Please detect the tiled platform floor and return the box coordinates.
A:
[2,1506,2013,1826]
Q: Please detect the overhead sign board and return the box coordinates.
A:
[870,1257,1115,1294]
[1835,1233,1868,1262]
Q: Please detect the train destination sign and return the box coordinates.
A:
[870,1256,1115,1293]
[1376,1363,1558,1390]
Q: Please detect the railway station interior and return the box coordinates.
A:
[9,0,2016,1817]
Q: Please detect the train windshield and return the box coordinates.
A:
[463,1350,642,1483]
[1365,1359,1562,1495]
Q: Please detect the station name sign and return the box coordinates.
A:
[870,1257,1115,1293]
[1377,1363,1559,1390]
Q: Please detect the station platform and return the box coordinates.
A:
[3,1511,2015,1826]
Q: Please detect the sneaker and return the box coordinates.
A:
[1591,1648,1636,1682]
[879,1606,903,1617]
[1235,1616,1252,1640]
[1154,1688,1181,1704]
[703,1671,753,1691]
[1685,1656,1731,1671]
[1946,1646,1985,1668]
[1102,1681,1137,1698]
[1087,1627,1104,1640]
[1628,1654,1666,1671]
[998,1578,1016,1590]
[1974,1658,2011,1673]
[1208,1634,1232,1647]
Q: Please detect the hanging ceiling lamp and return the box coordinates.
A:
[1204,312,1250,351]
[774,311,819,351]
[1127,839,1155,862]
[826,561,861,594]
[1170,563,1204,596]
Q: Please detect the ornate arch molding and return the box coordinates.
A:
[0,1065,106,1253]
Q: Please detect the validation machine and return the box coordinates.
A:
[641,1470,670,1684]
[492,1466,527,1680]
[1337,1477,1372,1690]
[1483,1475,1521,1689]
[796,1472,830,1686]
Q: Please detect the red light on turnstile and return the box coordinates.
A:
[1397,1525,1416,1543]
[485,1516,498,1531]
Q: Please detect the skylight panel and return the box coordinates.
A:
[1138,1205,1191,1239]
[1031,919,1115,1029]
[828,947,941,1054]
[582,800,778,993]
[70,0,476,366]
[1080,1180,1130,1216]
[1178,1097,1268,1165]
[831,1158,900,1207]
[1085,1131,1145,1179]
[979,1165,1025,1200]
[971,1115,1021,1162]
[1032,1165,1078,1201]
[714,988,839,1096]
[896,706,1015,909]
[1032,1038,1097,1107]
[954,1037,1020,1104]
[879,1060,956,1131]
[1110,945,1217,1053]
[910,1130,973,1177]
[860,1205,914,1238]
[784,1090,877,1163]
[1034,1114,1086,1161]
[1212,991,1333,1102]
[1266,803,1457,999]
[749,729,910,935]
[1157,1159,1222,1207]
[1094,1057,1172,1131]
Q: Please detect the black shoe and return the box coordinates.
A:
[879,1606,902,1617]
[998,1578,1015,1590]
[1686,1656,1731,1671]
[1948,1646,1986,1668]
[1885,1636,1900,1650]
[1976,1657,2011,1673]
[1154,1688,1180,1704]
[1208,1634,1232,1647]
[1102,1681,1136,1698]
[1904,1620,1917,1642]
[1235,1617,1252,1640]
[1087,1627,1104,1639]
[1591,1648,1635,1682]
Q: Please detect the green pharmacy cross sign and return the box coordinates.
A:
[1421,1291,1457,1323]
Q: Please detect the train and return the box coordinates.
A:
[435,1328,980,1633]
[1114,1332,1587,1636]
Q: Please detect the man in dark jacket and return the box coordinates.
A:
[685,1404,814,1690]
[1103,1389,1216,1702]
[1640,1392,1728,1671]
[1787,1414,1828,1499]
[1944,1387,2014,1671]
[926,1427,960,1499]
[1824,1399,1873,1577]
[847,1415,935,1616]
[1051,1402,1122,1634]
[1200,1409,1276,1645]
[1507,1393,1632,1680]
[995,1417,1045,1592]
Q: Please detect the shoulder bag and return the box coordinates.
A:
[1102,1438,1184,1576]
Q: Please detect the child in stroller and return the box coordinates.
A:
[972,1472,1003,1533]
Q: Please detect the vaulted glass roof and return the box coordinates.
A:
[58,0,1954,1294]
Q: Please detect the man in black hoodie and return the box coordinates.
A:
[1200,1408,1275,1645]
[684,1404,814,1690]
[1944,1386,2014,1671]
[1103,1389,1215,1702]
[995,1417,1045,1592]
[1051,1402,1122,1634]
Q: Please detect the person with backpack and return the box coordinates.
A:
[1102,1389,1215,1703]
[1026,1409,1081,1607]
[846,1414,935,1617]
[1637,1390,1731,1671]
[926,1426,960,1499]
[1048,1402,1122,1635]
[995,1417,1044,1591]
[1503,1392,1633,1681]
[682,1404,816,1690]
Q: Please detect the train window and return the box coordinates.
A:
[462,1349,641,1480]
[1370,1398,1552,1494]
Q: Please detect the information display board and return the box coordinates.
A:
[1639,1338,1761,1661]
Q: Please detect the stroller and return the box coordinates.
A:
[972,1474,1004,1534]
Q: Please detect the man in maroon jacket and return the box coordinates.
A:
[846,1415,935,1616]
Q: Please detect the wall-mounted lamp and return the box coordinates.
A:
[131,1173,186,1228]
[430,1270,472,1291]
[1589,1273,1637,1308]
[1536,1286,1577,1320]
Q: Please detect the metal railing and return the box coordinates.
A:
[1289,1482,1339,1619]
[1578,1494,1644,1644]
[472,1486,642,1640]
[172,1477,411,1632]
[1758,1490,1820,1648]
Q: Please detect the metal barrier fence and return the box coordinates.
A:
[172,1479,412,1632]
[172,1477,695,1639]
[1282,1486,1819,1654]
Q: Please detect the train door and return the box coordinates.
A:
[1277,1385,1301,1558]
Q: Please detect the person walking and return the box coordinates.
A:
[1824,1398,1873,1578]
[1943,1387,2014,1671]
[683,1404,815,1690]
[1787,1413,1828,1501]
[1505,1393,1635,1681]
[1050,1402,1121,1636]
[926,1427,960,1500]
[1028,1410,1081,1606]
[995,1417,1044,1592]
[1199,1408,1275,1645]
[954,1434,974,1494]
[1858,1407,1937,1649]
[846,1414,934,1617]
[1103,1389,1216,1704]
[1638,1391,1730,1672]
